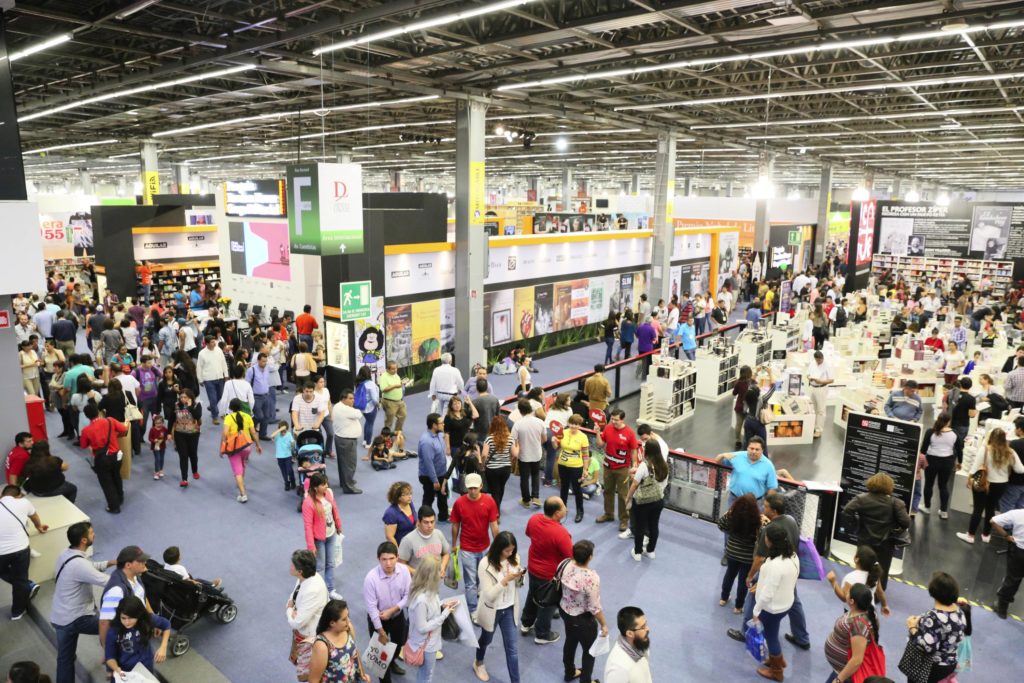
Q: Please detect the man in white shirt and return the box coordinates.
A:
[178,316,198,358]
[792,271,810,296]
[291,381,329,433]
[807,351,834,438]
[637,424,670,462]
[991,508,1024,619]
[331,388,364,495]
[429,353,465,417]
[0,485,48,620]
[605,606,652,683]
[719,285,734,316]
[920,291,939,314]
[510,399,548,507]
[196,335,229,424]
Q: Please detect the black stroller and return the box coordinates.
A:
[295,429,327,511]
[140,559,237,657]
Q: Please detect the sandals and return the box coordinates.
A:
[565,670,582,682]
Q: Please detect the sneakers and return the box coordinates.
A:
[11,610,25,621]
[939,510,949,519]
[180,480,189,488]
[531,498,541,507]
[193,472,201,480]
[29,583,39,601]
[472,661,490,681]
[727,628,745,642]
[153,473,160,480]
[436,651,444,660]
[956,532,975,544]
[918,505,930,515]
[534,632,561,645]
[595,514,614,523]
[519,623,533,635]
[982,534,991,543]
[643,550,656,559]
[329,591,344,600]
[519,500,532,509]
[630,550,642,561]
[618,528,633,539]
[237,495,248,504]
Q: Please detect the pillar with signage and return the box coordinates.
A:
[845,199,876,293]
[141,140,159,206]
[454,99,488,378]
[650,131,677,305]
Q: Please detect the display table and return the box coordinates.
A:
[736,330,773,370]
[765,394,815,446]
[638,355,697,430]
[694,347,738,401]
[26,494,90,584]
[769,322,801,355]
[832,387,886,429]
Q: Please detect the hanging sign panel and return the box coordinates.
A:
[317,163,365,255]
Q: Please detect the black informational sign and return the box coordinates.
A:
[936,314,947,322]
[224,179,286,217]
[878,348,893,359]
[772,350,788,360]
[833,413,921,550]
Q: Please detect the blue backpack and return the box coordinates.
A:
[353,381,368,410]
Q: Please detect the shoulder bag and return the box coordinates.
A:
[123,392,143,422]
[849,617,886,683]
[531,557,571,608]
[888,498,912,549]
[898,635,933,683]
[220,412,253,455]
[970,449,989,493]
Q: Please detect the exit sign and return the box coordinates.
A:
[339,281,371,321]
[788,230,801,245]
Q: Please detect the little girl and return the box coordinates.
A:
[825,545,891,616]
[148,415,168,480]
[104,596,172,680]
[369,436,396,471]
[270,420,297,491]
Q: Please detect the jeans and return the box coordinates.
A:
[559,464,584,514]
[631,499,664,554]
[911,479,922,513]
[604,337,615,365]
[759,609,788,656]
[721,558,752,609]
[335,436,359,491]
[1001,484,1024,512]
[153,448,165,473]
[560,609,597,683]
[460,549,486,614]
[277,458,296,486]
[476,605,520,683]
[33,481,79,504]
[363,407,378,445]
[319,415,334,456]
[142,283,151,305]
[485,466,511,512]
[542,433,558,484]
[923,455,956,511]
[683,348,696,360]
[520,572,556,639]
[742,580,809,647]
[415,649,436,683]
[203,378,225,419]
[0,547,31,616]
[519,460,541,502]
[969,482,1007,535]
[313,536,337,593]
[54,614,98,683]
[253,393,274,438]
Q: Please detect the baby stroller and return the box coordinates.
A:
[296,429,327,511]
[140,559,236,657]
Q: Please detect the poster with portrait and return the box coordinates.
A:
[632,271,648,307]
[534,284,554,335]
[514,286,535,341]
[325,320,351,370]
[618,273,634,312]
[907,235,926,256]
[411,299,442,363]
[384,304,412,367]
[354,296,386,380]
[717,231,739,293]
[970,205,1012,259]
[670,266,683,302]
[552,282,573,331]
[588,276,610,324]
[484,289,514,347]
[570,279,590,327]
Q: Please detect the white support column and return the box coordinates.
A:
[174,163,190,194]
[650,131,677,305]
[140,140,159,204]
[454,99,488,380]
[814,163,832,264]
[630,173,641,195]
[79,168,92,195]
[561,167,573,210]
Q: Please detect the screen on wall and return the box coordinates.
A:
[228,220,291,282]
[224,179,286,217]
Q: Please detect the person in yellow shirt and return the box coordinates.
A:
[378,360,409,434]
[220,398,262,503]
[555,414,590,523]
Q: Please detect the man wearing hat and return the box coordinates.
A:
[98,546,151,647]
[450,472,499,615]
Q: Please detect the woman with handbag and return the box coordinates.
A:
[99,377,137,479]
[823,584,884,683]
[957,427,1024,544]
[902,572,965,683]
[286,550,329,682]
[220,398,263,503]
[308,599,369,683]
[302,473,343,601]
[473,531,525,683]
[841,472,910,591]
[558,540,608,683]
[406,555,459,682]
[625,440,670,562]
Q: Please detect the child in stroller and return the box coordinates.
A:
[295,429,327,511]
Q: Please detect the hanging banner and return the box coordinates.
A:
[143,171,159,205]
[132,226,218,260]
[325,320,351,370]
[717,231,739,292]
[318,162,365,255]
[287,164,321,254]
[384,304,413,368]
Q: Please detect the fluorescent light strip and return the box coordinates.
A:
[746,123,1024,139]
[691,106,1024,130]
[618,71,1024,110]
[313,0,536,55]
[270,119,456,143]
[19,65,255,123]
[496,18,1024,92]
[1,33,72,63]
[353,138,455,150]
[23,139,119,155]
[152,95,439,137]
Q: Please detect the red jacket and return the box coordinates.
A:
[302,489,342,549]
[80,417,127,455]
[525,513,572,581]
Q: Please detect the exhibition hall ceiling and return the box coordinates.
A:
[8,0,1024,192]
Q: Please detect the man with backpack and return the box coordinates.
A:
[830,298,848,334]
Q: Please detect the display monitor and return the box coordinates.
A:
[228,220,291,281]
[224,179,287,217]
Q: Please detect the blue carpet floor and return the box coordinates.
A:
[30,336,1018,682]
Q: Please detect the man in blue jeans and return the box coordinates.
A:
[451,473,499,615]
[727,492,810,650]
[246,353,274,440]
[50,522,116,683]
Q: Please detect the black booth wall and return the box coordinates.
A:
[91,205,183,299]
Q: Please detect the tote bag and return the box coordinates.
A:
[796,537,826,580]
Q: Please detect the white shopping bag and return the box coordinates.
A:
[450,594,479,648]
[589,633,611,658]
[330,533,344,568]
[362,632,398,680]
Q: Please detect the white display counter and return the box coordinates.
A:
[765,394,815,446]
[26,494,91,584]
[694,348,739,401]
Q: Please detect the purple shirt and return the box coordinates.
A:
[132,365,160,402]
[636,322,657,354]
[363,563,411,630]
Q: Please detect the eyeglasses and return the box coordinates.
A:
[629,622,650,633]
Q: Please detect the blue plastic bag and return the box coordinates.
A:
[955,635,972,673]
[745,619,767,663]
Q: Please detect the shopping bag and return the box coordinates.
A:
[441,613,461,641]
[362,632,398,680]
[589,633,611,658]
[796,536,826,580]
[330,533,344,568]
[449,594,479,648]
[745,619,767,663]
[955,635,972,673]
[444,550,460,589]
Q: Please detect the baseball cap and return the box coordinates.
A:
[464,473,483,489]
[116,545,150,566]
[121,365,131,374]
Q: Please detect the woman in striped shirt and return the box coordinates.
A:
[482,416,514,515]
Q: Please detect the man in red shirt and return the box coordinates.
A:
[5,432,33,486]
[79,403,128,513]
[295,304,319,351]
[595,408,639,532]
[520,496,572,644]
[450,472,498,615]
[136,261,153,306]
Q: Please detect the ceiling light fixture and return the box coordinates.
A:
[904,188,921,202]
[19,64,256,123]
[313,0,536,55]
[1,33,72,63]
[851,186,870,201]
[935,192,951,206]
[752,176,775,199]
[554,137,569,151]
[23,139,119,155]
[115,0,163,20]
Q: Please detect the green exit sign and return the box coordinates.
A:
[788,230,801,245]
[339,281,371,321]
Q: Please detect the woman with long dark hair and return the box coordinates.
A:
[625,439,669,562]
[308,598,369,682]
[356,365,380,448]
[602,312,620,365]
[750,524,799,681]
[171,388,202,487]
[732,366,753,448]
[103,596,171,680]
[920,412,958,518]
[221,397,262,503]
[157,365,180,425]
[743,367,776,452]
[172,350,200,396]
[717,492,761,612]
[482,415,513,514]
[473,531,524,683]
[22,440,77,502]
[823,583,880,683]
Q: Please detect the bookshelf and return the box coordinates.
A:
[871,254,1013,296]
[638,355,697,429]
[140,260,220,309]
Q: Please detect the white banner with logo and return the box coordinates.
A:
[317,162,364,255]
[385,249,456,298]
[132,227,218,260]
